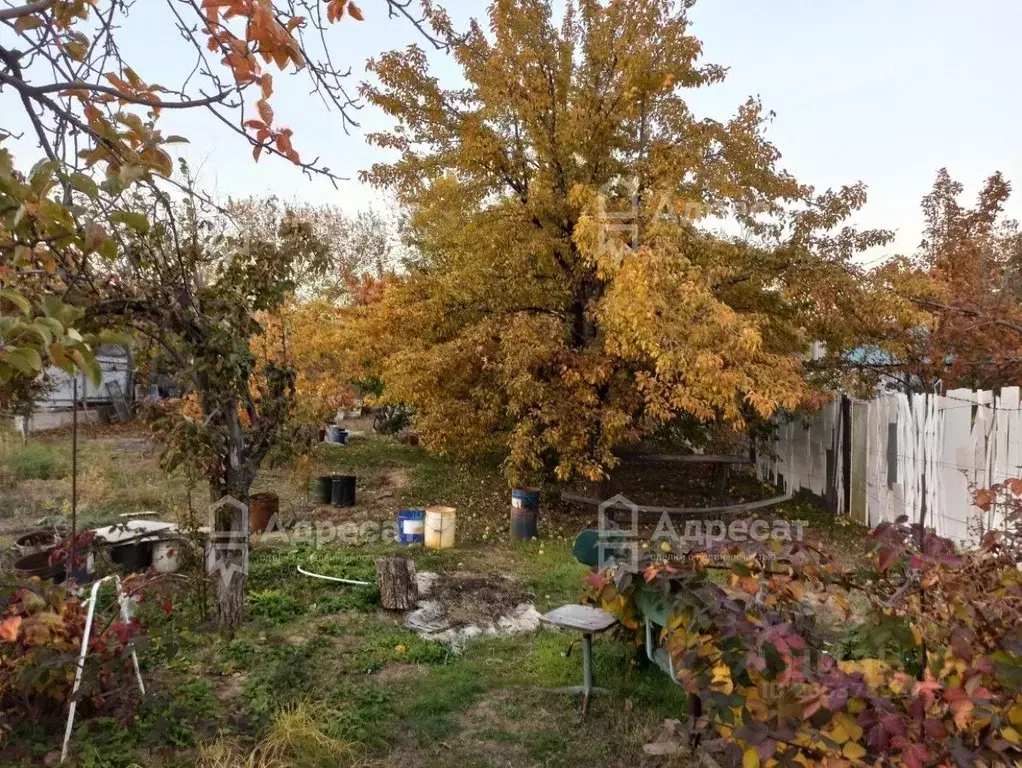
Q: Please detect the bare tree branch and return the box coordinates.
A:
[19,78,237,109]
[0,0,55,21]
[908,296,1022,336]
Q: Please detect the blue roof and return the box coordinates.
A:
[845,345,896,365]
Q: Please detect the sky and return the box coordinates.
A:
[5,0,1022,258]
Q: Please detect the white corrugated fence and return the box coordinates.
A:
[757,387,1022,545]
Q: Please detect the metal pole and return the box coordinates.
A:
[60,575,145,763]
[69,377,78,581]
[581,633,593,714]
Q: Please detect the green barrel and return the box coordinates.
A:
[309,475,332,504]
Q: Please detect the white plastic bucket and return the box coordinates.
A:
[152,540,181,574]
[424,506,456,549]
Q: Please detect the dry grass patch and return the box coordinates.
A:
[199,702,364,768]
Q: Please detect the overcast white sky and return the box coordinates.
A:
[5,0,1020,258]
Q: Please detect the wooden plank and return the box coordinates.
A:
[974,389,995,529]
[942,390,973,544]
[850,399,869,525]
[994,389,1012,484]
[902,394,918,524]
[995,387,1020,531]
[560,491,792,516]
[880,396,898,526]
[864,397,881,527]
[1005,386,1022,481]
[1006,387,1022,534]
[927,392,942,536]
[105,380,132,421]
[618,453,752,465]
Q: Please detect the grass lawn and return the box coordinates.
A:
[0,423,875,767]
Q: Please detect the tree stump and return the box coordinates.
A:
[375,556,418,610]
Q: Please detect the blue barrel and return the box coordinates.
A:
[511,508,539,540]
[397,509,426,544]
[510,488,540,541]
[511,488,541,509]
[326,425,348,444]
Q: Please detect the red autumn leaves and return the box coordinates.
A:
[327,0,364,23]
[198,0,365,167]
[243,76,299,164]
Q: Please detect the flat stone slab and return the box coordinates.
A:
[541,604,618,634]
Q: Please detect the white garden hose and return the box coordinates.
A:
[297,565,372,586]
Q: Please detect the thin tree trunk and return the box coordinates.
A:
[208,478,250,631]
[206,402,252,632]
[570,277,601,349]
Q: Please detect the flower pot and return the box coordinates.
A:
[249,492,279,534]
[14,550,67,583]
[13,550,93,584]
[14,529,61,558]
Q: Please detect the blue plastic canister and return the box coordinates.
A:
[511,488,541,509]
[397,509,426,544]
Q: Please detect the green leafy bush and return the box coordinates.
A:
[249,590,306,624]
[590,484,1022,768]
[242,639,327,726]
[326,685,393,745]
[218,638,257,673]
[137,680,217,748]
[5,442,66,480]
[311,590,378,615]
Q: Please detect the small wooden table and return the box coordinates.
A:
[540,604,618,714]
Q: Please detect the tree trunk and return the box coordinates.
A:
[208,478,251,632]
[570,284,600,349]
[206,403,253,633]
[375,556,418,610]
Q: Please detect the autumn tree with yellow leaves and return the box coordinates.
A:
[355,0,905,483]
[237,199,404,425]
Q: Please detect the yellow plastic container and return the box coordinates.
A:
[424,506,456,549]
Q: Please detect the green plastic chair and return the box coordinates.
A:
[571,529,636,567]
[571,529,601,567]
[571,530,680,685]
